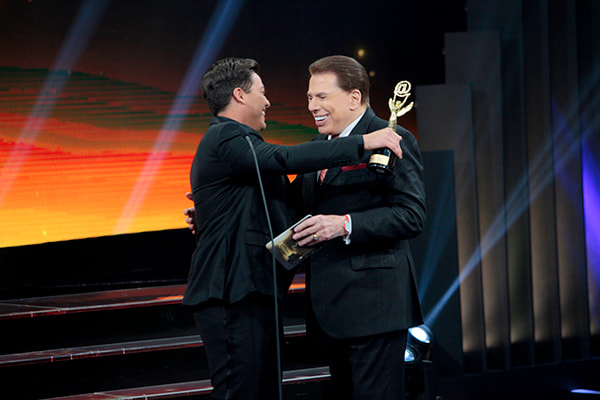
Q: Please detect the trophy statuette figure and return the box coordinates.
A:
[368,80,414,174]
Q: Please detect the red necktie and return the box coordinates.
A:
[319,168,327,183]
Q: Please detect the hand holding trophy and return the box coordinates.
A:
[368,80,414,174]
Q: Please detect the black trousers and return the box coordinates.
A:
[192,294,281,400]
[325,329,408,400]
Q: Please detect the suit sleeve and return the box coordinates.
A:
[217,123,365,175]
[349,129,426,243]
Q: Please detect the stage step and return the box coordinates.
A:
[0,274,305,321]
[0,274,306,355]
[40,366,331,400]
[0,324,307,368]
[0,274,315,400]
[0,285,185,320]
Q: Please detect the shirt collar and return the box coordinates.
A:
[328,110,366,140]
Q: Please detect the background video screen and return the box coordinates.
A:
[0,0,460,248]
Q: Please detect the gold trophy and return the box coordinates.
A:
[368,80,414,174]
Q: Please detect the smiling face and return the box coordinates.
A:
[307,72,364,136]
[242,72,270,131]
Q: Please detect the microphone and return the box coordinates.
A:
[244,135,283,400]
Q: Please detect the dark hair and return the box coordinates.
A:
[201,58,260,115]
[308,55,370,105]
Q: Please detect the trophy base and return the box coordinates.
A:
[368,162,394,175]
[368,151,395,175]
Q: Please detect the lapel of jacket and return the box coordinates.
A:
[303,134,328,206]
[320,108,376,185]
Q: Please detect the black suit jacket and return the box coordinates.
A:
[296,108,426,339]
[183,116,368,307]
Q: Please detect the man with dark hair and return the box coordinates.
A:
[184,57,403,400]
[291,55,426,399]
[201,58,260,116]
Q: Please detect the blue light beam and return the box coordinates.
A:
[0,0,111,205]
[113,0,247,234]
[425,90,600,327]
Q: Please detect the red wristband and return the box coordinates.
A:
[343,214,351,235]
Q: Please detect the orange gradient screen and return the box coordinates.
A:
[0,68,315,248]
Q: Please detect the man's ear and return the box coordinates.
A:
[349,89,362,110]
[232,87,245,104]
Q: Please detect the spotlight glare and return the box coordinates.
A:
[572,389,600,395]
[407,324,434,362]
[409,324,433,344]
[404,346,419,364]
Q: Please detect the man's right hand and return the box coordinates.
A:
[363,127,403,159]
[184,192,197,235]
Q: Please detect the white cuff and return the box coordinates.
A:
[343,214,352,245]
